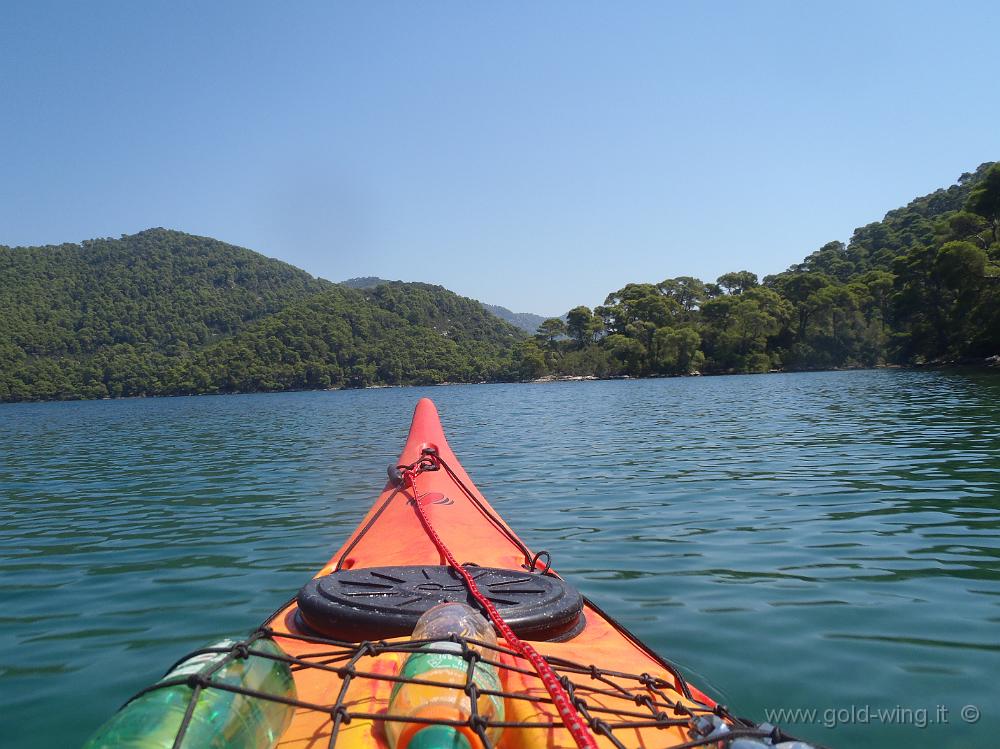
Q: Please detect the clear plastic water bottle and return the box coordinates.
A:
[83,637,297,749]
[386,603,505,749]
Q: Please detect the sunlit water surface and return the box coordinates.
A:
[2,370,998,748]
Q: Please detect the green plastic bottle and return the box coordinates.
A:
[386,603,504,749]
[83,638,297,749]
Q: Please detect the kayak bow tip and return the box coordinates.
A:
[404,398,448,461]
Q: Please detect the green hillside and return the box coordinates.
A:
[518,162,1000,378]
[0,231,522,401]
[169,283,523,392]
[1,228,330,356]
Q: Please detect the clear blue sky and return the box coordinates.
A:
[2,2,998,316]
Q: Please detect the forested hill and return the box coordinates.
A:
[786,163,991,280]
[341,276,546,333]
[169,283,523,393]
[0,230,523,401]
[1,228,330,357]
[515,162,1000,379]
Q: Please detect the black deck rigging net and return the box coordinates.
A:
[141,627,822,749]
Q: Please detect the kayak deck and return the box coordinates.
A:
[258,398,755,749]
[253,621,726,749]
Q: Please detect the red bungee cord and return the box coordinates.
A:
[402,465,599,749]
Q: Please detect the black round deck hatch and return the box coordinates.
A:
[296,565,584,642]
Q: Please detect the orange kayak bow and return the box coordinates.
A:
[88,397,817,749]
[261,398,791,749]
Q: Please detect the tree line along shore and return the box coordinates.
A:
[1,163,998,402]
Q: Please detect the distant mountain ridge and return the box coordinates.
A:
[479,304,547,334]
[340,277,547,333]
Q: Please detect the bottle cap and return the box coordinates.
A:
[406,726,473,749]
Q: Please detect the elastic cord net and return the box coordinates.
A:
[140,627,817,749]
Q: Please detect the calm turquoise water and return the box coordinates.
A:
[2,370,999,748]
